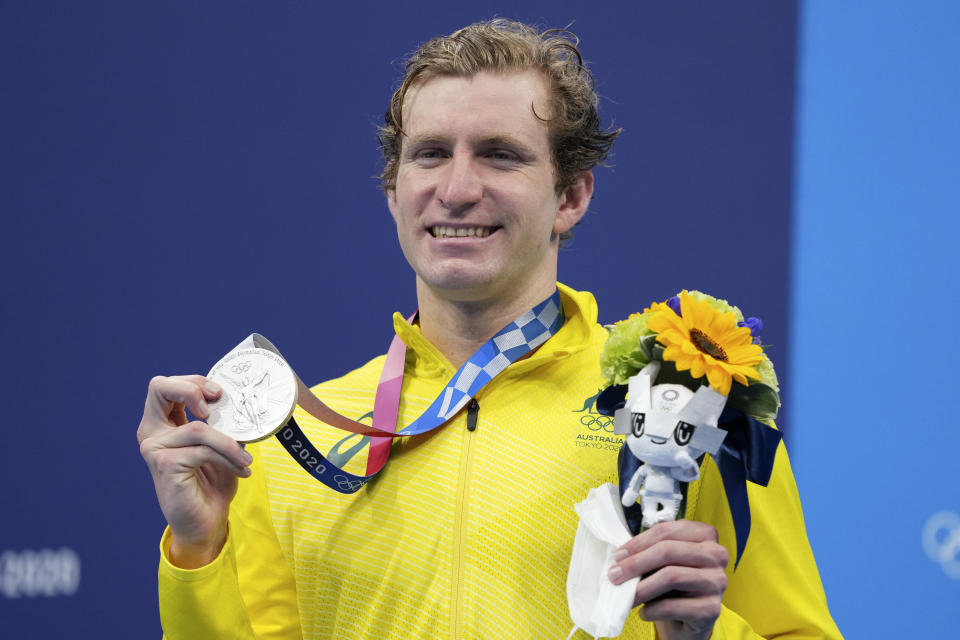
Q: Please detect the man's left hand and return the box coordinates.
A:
[607,519,729,640]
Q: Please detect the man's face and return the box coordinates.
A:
[387,70,590,303]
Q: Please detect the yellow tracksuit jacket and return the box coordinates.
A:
[158,284,842,639]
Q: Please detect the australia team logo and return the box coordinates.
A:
[572,389,614,432]
[572,389,621,451]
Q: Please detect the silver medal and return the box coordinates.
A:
[206,347,297,443]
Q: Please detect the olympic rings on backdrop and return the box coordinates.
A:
[922,510,960,579]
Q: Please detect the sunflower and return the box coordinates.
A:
[647,291,763,396]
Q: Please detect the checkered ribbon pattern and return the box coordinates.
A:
[277,289,565,493]
[399,290,564,434]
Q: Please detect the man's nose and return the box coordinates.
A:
[436,153,482,214]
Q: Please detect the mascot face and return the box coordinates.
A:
[622,383,698,466]
[614,364,729,466]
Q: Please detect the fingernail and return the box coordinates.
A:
[241,466,252,477]
[608,565,622,583]
[613,549,628,562]
[241,451,253,464]
[204,380,222,395]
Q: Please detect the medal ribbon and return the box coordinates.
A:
[241,290,565,494]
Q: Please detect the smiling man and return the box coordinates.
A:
[387,68,591,369]
[138,19,841,640]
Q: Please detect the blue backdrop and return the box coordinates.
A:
[790,1,960,636]
[5,1,948,637]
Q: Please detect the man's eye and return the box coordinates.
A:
[416,149,443,160]
[486,150,518,162]
[410,148,449,165]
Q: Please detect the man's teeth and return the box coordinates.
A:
[431,226,492,238]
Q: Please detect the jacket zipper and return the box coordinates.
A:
[451,399,479,639]
[466,398,479,431]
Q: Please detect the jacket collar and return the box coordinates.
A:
[391,282,598,378]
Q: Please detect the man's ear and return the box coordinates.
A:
[386,188,399,223]
[553,171,594,235]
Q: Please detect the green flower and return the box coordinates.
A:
[754,354,779,393]
[600,312,655,385]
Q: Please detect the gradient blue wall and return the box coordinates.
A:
[791,1,960,635]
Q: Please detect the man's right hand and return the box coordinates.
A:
[137,375,253,568]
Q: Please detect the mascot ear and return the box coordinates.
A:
[680,386,729,455]
[613,407,631,435]
[627,362,660,413]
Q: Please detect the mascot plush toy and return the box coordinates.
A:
[615,361,727,527]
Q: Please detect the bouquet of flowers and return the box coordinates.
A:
[600,290,780,422]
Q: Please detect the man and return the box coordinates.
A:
[138,19,841,639]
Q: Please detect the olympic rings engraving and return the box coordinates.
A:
[231,360,252,375]
[922,510,960,579]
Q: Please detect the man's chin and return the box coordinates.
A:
[423,276,495,298]
[416,268,501,300]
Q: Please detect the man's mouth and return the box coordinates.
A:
[429,225,497,239]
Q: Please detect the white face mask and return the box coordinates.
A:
[566,483,638,639]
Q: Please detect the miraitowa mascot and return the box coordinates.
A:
[565,294,782,639]
[615,361,728,527]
